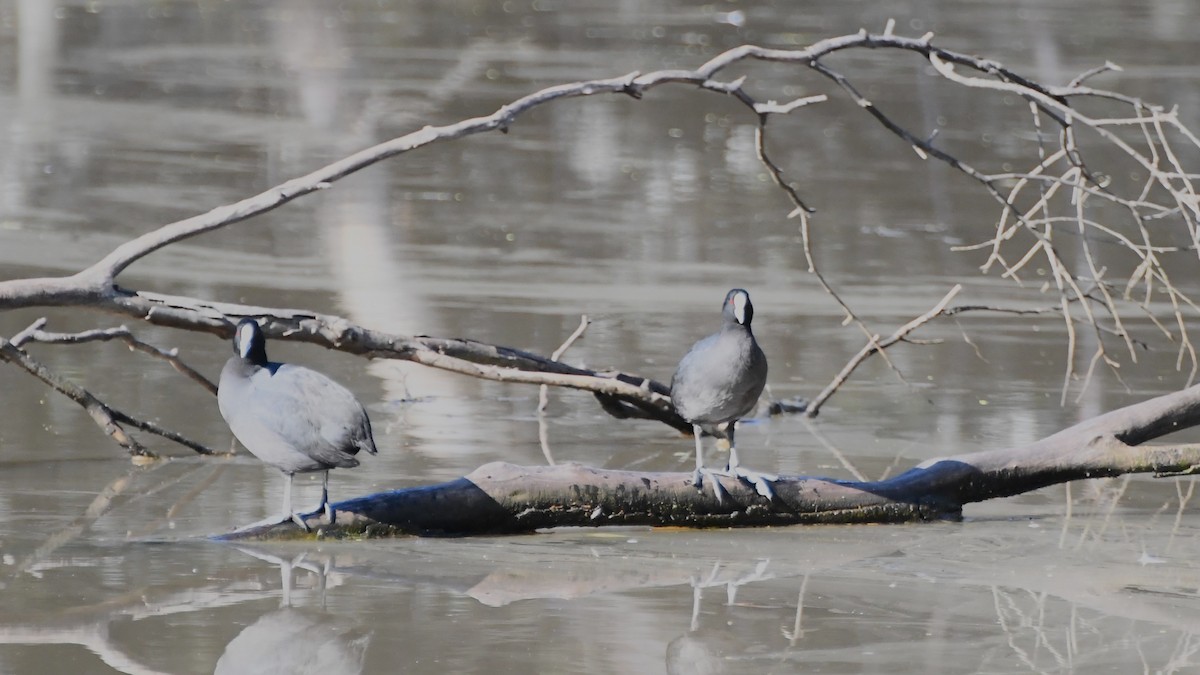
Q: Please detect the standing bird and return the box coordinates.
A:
[670,289,774,499]
[218,319,377,529]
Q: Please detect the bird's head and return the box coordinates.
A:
[723,288,753,327]
[233,318,267,363]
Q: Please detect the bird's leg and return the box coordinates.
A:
[691,424,727,503]
[722,422,778,500]
[320,470,334,523]
[281,472,294,520]
[725,423,738,471]
[283,473,310,531]
[293,472,334,526]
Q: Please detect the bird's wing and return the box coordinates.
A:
[235,366,361,468]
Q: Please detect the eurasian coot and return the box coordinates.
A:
[218,319,376,528]
[670,289,774,499]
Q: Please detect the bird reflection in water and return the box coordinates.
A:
[215,548,371,675]
[666,559,774,675]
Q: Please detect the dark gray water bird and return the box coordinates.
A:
[670,289,774,500]
[218,319,377,529]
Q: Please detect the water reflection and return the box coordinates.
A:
[216,608,370,675]
[212,525,1200,672]
[215,548,371,675]
[0,515,1195,671]
[267,3,519,474]
[665,560,776,674]
[2,0,57,220]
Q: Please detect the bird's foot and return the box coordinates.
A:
[692,467,729,504]
[229,513,296,535]
[288,511,311,532]
[726,464,778,500]
[288,503,336,531]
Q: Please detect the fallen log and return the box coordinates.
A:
[219,384,1200,540]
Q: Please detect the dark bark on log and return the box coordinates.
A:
[219,384,1200,540]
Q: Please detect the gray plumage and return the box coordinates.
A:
[671,288,767,431]
[670,289,773,499]
[218,319,376,526]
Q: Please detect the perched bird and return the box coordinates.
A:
[670,289,774,499]
[218,319,376,528]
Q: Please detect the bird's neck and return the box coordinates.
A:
[243,345,268,366]
[236,353,272,373]
[721,321,751,336]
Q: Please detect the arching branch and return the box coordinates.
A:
[2,30,1199,456]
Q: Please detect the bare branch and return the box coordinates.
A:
[11,318,217,395]
[753,94,828,116]
[0,338,143,456]
[0,333,216,456]
[0,32,1134,303]
[538,314,591,415]
[0,337,151,455]
[538,315,591,466]
[1069,61,1124,90]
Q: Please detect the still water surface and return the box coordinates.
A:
[2,0,1200,672]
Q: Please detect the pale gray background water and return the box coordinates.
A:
[2,0,1200,673]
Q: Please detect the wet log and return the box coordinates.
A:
[218,384,1200,539]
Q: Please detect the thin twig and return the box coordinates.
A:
[0,337,215,456]
[11,318,217,395]
[0,338,151,456]
[806,285,962,417]
[538,315,592,414]
[538,315,591,465]
[800,417,867,481]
